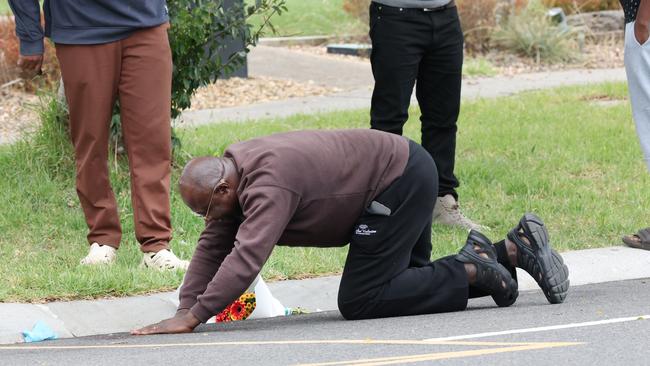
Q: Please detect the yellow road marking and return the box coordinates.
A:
[0,339,577,351]
[297,342,582,366]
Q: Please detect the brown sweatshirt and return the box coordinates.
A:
[179,129,410,322]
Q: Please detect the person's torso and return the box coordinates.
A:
[372,0,452,8]
[619,0,640,23]
[224,129,410,247]
[44,0,168,44]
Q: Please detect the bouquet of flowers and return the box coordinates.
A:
[215,292,257,322]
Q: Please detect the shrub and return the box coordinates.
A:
[457,0,500,54]
[167,0,286,119]
[541,0,620,14]
[110,0,287,153]
[0,17,60,91]
[343,0,371,27]
[343,0,503,53]
[493,0,579,63]
[12,93,75,182]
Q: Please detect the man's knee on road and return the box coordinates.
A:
[338,296,369,321]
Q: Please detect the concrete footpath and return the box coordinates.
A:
[2,246,649,345]
[180,44,626,127]
[180,68,627,127]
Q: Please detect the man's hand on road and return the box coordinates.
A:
[131,310,201,336]
[17,54,44,79]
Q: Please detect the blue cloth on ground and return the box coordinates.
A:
[22,321,58,343]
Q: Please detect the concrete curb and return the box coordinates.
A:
[259,35,335,47]
[2,246,649,345]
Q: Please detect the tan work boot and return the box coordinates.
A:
[433,194,485,231]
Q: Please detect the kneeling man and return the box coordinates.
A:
[133,129,570,335]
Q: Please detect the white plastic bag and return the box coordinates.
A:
[247,275,286,319]
[197,274,285,323]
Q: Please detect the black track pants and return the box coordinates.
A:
[338,140,469,320]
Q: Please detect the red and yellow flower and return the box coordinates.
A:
[215,292,256,323]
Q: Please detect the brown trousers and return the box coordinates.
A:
[56,23,173,253]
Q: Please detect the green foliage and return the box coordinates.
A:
[12,93,75,182]
[110,0,287,150]
[168,0,287,119]
[493,0,579,63]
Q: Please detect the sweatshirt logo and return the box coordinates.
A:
[355,224,377,236]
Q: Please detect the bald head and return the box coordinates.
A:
[179,157,225,214]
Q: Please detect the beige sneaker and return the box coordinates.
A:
[141,249,189,271]
[433,194,485,231]
[80,243,117,265]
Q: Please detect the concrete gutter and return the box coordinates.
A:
[2,246,649,345]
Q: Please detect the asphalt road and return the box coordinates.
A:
[1,279,649,366]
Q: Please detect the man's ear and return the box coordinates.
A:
[216,180,229,195]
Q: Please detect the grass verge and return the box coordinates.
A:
[247,0,365,37]
[0,82,646,303]
[463,57,498,78]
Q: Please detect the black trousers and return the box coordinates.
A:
[338,140,470,320]
[369,2,463,198]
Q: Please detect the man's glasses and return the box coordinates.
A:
[198,159,226,222]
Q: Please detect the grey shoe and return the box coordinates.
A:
[433,194,485,231]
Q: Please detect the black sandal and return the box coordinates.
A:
[622,227,650,250]
[456,230,518,307]
[507,213,569,304]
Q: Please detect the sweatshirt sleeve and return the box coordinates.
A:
[189,186,300,322]
[8,0,45,55]
[177,218,239,312]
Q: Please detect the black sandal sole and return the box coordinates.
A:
[508,213,569,304]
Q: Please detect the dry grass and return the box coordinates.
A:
[190,76,340,110]
[542,0,620,13]
[457,0,500,54]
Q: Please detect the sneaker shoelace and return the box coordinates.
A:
[440,200,476,226]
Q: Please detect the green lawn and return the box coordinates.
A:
[463,57,498,78]
[247,0,365,37]
[1,82,648,303]
[0,0,9,14]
